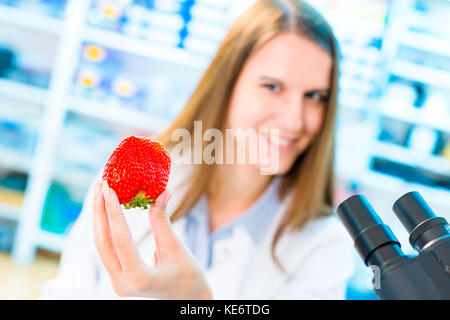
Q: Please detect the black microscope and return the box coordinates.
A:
[337,191,450,299]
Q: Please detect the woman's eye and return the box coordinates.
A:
[263,83,281,93]
[305,91,328,101]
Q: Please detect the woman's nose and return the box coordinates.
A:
[278,93,304,132]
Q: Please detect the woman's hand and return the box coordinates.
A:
[92,179,212,299]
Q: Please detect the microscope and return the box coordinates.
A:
[337,191,450,299]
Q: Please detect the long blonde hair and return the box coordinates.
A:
[157,0,339,271]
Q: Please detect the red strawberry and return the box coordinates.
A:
[102,135,171,209]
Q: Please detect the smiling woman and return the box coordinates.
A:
[157,0,341,270]
[226,32,332,173]
[41,0,354,300]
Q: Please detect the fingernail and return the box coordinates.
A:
[102,181,110,201]
[152,189,170,208]
[163,189,172,206]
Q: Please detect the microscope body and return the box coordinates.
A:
[337,191,450,300]
[375,238,450,299]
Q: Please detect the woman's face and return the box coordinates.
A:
[226,32,333,175]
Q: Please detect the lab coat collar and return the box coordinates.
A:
[163,162,314,299]
[169,190,306,300]
[185,176,282,246]
[234,192,301,299]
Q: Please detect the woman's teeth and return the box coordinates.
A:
[260,132,297,147]
[277,137,295,146]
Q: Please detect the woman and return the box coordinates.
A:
[41,0,354,299]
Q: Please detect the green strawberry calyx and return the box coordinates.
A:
[123,191,154,210]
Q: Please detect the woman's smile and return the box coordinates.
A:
[259,130,300,153]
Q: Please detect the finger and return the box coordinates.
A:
[148,189,179,261]
[92,178,122,277]
[153,250,159,266]
[102,181,145,275]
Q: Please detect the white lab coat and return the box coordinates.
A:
[40,161,355,299]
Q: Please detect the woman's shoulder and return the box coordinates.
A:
[304,214,346,235]
[287,214,353,251]
[268,213,355,278]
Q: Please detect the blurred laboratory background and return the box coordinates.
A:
[0,0,449,299]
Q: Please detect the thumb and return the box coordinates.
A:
[148,189,178,260]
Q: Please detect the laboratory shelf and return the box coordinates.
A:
[354,167,450,216]
[37,229,67,253]
[53,166,97,189]
[390,60,450,90]
[83,27,208,71]
[0,146,31,173]
[0,202,21,221]
[0,78,48,106]
[400,31,450,59]
[372,141,450,175]
[379,106,450,134]
[68,96,170,133]
[0,4,62,35]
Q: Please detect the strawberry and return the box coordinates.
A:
[102,135,171,210]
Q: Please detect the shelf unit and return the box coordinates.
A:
[0,4,62,35]
[390,60,450,91]
[400,31,450,59]
[0,0,214,264]
[83,27,208,71]
[372,141,450,173]
[0,146,31,174]
[379,105,450,134]
[36,229,67,253]
[0,202,21,221]
[368,0,450,186]
[0,78,48,105]
[0,0,448,267]
[68,96,170,133]
[4,0,90,263]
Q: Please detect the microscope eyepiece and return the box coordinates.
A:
[393,191,450,251]
[337,191,450,299]
[337,195,404,268]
